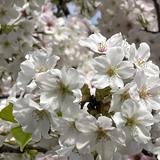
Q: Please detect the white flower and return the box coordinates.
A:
[16,49,59,91]
[79,32,123,54]
[56,145,94,160]
[57,102,89,147]
[91,46,134,90]
[109,83,133,112]
[0,32,18,58]
[113,99,154,144]
[130,70,160,111]
[35,66,85,111]
[129,42,159,76]
[17,20,35,42]
[13,97,58,142]
[0,0,18,24]
[75,115,125,160]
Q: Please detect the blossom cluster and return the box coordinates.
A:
[0,31,159,160]
[0,0,97,97]
[98,0,160,67]
[1,0,160,160]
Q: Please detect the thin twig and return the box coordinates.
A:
[0,145,48,153]
[0,95,20,99]
[152,0,160,32]
[141,28,160,34]
[55,0,72,17]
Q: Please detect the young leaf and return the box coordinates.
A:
[57,110,62,117]
[96,86,112,102]
[25,149,38,160]
[0,102,17,123]
[11,126,32,152]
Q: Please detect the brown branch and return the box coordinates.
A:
[0,95,20,99]
[142,149,154,157]
[152,0,160,32]
[0,145,48,153]
[55,0,72,17]
[141,28,160,34]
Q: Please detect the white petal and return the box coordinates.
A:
[20,60,35,76]
[38,114,51,139]
[94,141,116,160]
[137,108,153,126]
[133,125,151,144]
[110,75,124,90]
[137,43,150,61]
[46,55,60,69]
[121,99,139,118]
[76,115,97,133]
[107,32,123,48]
[113,112,127,128]
[76,133,96,153]
[35,72,58,92]
[40,92,59,110]
[146,98,160,110]
[108,128,126,145]
[59,131,78,146]
[72,89,82,103]
[117,61,134,79]
[64,68,85,89]
[16,71,33,90]
[61,95,80,117]
[134,70,147,90]
[79,37,97,50]
[56,145,74,157]
[31,50,48,69]
[89,32,106,43]
[91,55,111,72]
[92,74,110,89]
[145,61,159,76]
[109,94,122,112]
[128,43,136,62]
[107,47,124,66]
[97,116,112,129]
[32,129,41,142]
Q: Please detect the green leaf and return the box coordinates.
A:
[91,150,98,160]
[0,102,17,123]
[81,84,90,102]
[11,126,32,152]
[96,87,112,102]
[25,149,38,160]
[57,110,62,117]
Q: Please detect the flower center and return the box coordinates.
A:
[95,127,110,142]
[98,42,107,52]
[138,57,146,68]
[57,81,73,97]
[4,41,10,47]
[125,115,140,130]
[139,86,150,99]
[34,65,46,73]
[72,146,81,154]
[31,109,46,122]
[121,90,130,101]
[106,67,116,77]
[69,121,78,133]
[0,9,6,16]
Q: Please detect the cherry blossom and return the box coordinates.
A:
[75,115,125,160]
[91,46,134,90]
[79,32,123,54]
[113,99,154,144]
